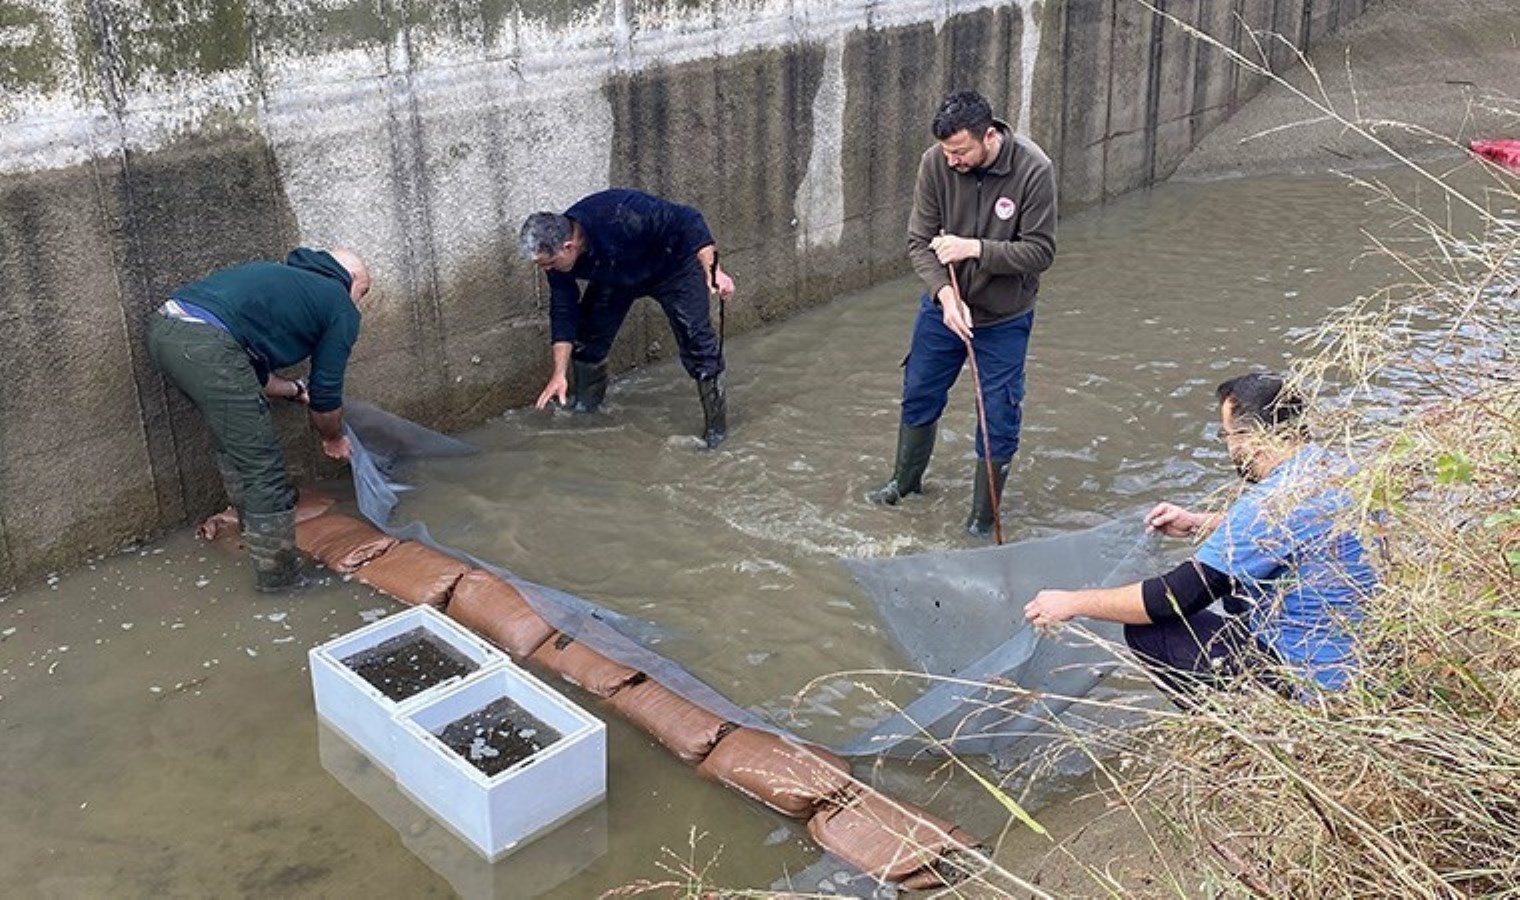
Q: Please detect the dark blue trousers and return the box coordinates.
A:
[900,296,1033,460]
[1124,612,1285,701]
[571,257,723,380]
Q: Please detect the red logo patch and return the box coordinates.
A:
[995,197,1017,221]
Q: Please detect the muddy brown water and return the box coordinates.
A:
[0,167,1493,896]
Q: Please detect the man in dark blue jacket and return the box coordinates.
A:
[519,189,736,448]
[147,247,370,592]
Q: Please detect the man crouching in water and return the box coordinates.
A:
[1025,373,1378,698]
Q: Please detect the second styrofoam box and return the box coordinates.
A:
[310,606,506,773]
[392,667,607,861]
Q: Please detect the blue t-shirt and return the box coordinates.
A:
[1196,445,1377,691]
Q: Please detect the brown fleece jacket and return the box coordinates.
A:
[906,120,1057,326]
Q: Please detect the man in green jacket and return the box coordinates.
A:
[148,247,370,592]
[868,90,1058,537]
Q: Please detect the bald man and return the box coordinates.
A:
[148,247,371,592]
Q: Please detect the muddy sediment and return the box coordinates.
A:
[436,696,561,777]
[342,628,477,702]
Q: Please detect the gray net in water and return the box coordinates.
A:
[838,518,1174,765]
[343,403,775,733]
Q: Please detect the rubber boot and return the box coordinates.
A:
[697,375,727,450]
[867,422,937,505]
[966,458,1011,538]
[572,359,609,413]
[243,508,310,593]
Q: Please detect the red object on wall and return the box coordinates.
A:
[1470,140,1520,172]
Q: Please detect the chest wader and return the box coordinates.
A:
[867,422,937,505]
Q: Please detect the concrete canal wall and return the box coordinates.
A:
[0,0,1373,587]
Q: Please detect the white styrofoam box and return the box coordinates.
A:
[392,666,607,862]
[310,606,506,774]
[316,723,608,896]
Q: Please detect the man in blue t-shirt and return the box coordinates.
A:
[147,247,371,593]
[1024,373,1377,696]
[518,189,736,449]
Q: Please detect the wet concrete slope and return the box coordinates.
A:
[1177,0,1520,177]
[0,0,1372,587]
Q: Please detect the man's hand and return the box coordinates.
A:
[1145,502,1208,538]
[536,373,569,410]
[711,267,736,301]
[322,435,352,461]
[937,285,974,342]
[1024,589,1082,631]
[930,233,980,265]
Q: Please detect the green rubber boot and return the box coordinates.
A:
[867,422,937,505]
[572,359,609,413]
[966,458,1011,538]
[243,508,310,593]
[697,375,727,449]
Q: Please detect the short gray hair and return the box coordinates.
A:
[519,212,573,259]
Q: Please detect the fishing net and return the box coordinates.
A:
[343,402,773,732]
[838,517,1175,766]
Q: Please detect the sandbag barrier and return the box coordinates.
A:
[218,509,986,891]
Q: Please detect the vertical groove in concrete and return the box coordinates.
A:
[1101,0,1117,199]
[1144,0,1166,182]
[82,0,190,528]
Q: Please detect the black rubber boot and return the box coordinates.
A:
[697,375,727,449]
[966,458,1011,537]
[572,359,609,413]
[867,422,937,505]
[244,508,310,593]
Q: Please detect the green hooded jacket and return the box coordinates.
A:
[171,248,361,413]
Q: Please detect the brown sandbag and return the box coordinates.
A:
[807,786,982,889]
[295,513,398,574]
[696,727,854,818]
[528,633,640,698]
[198,490,337,543]
[445,569,556,659]
[607,678,732,765]
[353,541,469,608]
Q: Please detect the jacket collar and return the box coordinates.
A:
[983,119,1015,177]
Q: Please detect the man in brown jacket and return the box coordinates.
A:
[868,90,1057,536]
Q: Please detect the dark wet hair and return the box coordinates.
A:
[519,212,574,259]
[931,90,995,140]
[1216,373,1306,432]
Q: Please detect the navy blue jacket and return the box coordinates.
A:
[172,248,360,413]
[547,189,714,343]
